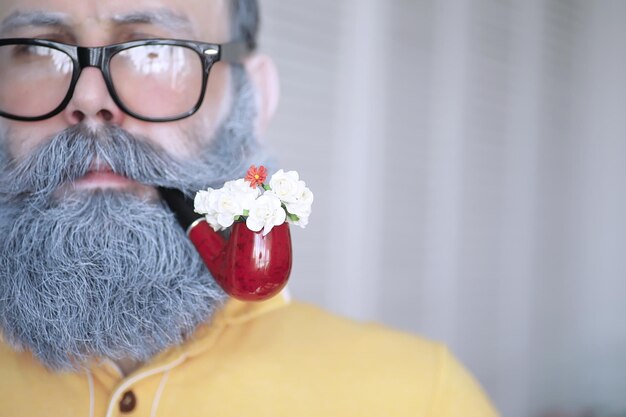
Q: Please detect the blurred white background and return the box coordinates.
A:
[258,1,626,416]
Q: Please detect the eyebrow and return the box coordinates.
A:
[110,9,196,36]
[0,9,196,38]
[0,11,70,36]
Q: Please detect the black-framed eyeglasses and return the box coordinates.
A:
[0,38,252,122]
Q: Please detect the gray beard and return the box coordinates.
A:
[0,66,272,371]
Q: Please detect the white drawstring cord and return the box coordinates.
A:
[150,369,171,417]
[105,354,186,417]
[86,369,95,417]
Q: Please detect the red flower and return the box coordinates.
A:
[245,165,268,188]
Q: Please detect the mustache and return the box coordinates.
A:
[0,124,248,203]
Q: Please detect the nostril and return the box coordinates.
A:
[99,109,113,122]
[71,109,115,123]
[72,111,85,123]
[69,108,114,125]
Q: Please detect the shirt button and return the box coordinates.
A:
[119,390,137,413]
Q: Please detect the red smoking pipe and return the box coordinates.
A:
[158,187,292,302]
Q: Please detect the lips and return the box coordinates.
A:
[72,163,137,190]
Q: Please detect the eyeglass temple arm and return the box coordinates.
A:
[220,41,254,63]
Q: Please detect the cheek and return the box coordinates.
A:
[128,123,201,159]
[137,62,233,159]
[0,120,68,161]
[198,62,232,133]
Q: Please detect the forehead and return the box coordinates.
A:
[0,0,230,42]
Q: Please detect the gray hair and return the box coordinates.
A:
[230,0,260,50]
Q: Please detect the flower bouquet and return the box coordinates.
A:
[194,165,313,235]
[184,166,313,301]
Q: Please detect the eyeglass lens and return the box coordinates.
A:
[0,44,73,118]
[0,43,205,120]
[110,45,204,119]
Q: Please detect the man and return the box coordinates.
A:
[0,0,498,416]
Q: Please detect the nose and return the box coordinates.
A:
[63,68,127,126]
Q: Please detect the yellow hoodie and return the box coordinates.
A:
[0,293,498,417]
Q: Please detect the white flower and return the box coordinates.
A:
[194,180,261,231]
[214,189,242,229]
[193,166,313,234]
[193,188,224,231]
[285,187,314,228]
[194,189,214,214]
[224,179,260,212]
[269,170,306,204]
[246,193,287,236]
